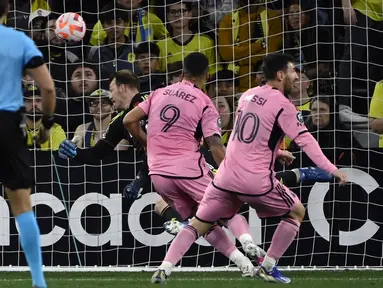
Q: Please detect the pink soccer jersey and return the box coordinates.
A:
[138,79,221,178]
[213,85,336,195]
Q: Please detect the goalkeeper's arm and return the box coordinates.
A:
[73,139,116,165]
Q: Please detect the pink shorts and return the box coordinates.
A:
[196,178,301,223]
[151,173,213,220]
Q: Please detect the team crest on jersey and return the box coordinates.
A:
[296,111,304,124]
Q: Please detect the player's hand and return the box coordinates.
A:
[343,6,357,25]
[331,169,348,186]
[277,150,296,166]
[58,140,77,160]
[34,125,51,144]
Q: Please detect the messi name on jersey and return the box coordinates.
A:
[163,89,196,104]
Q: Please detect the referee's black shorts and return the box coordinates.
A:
[0,110,34,190]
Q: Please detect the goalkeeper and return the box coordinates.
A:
[58,70,149,167]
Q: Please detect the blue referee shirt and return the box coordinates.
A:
[0,25,43,112]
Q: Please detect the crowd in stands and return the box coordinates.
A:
[5,0,383,169]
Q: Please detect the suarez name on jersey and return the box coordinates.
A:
[138,79,221,178]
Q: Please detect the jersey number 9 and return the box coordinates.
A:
[160,104,181,132]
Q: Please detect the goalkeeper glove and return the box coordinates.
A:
[58,140,77,160]
[123,170,149,200]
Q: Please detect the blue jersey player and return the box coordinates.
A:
[0,2,56,287]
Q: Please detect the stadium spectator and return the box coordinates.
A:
[157,0,220,75]
[55,62,99,137]
[24,85,66,151]
[87,4,138,80]
[369,80,383,147]
[199,0,238,34]
[218,0,282,92]
[289,68,312,120]
[134,41,166,96]
[291,96,360,166]
[207,69,239,99]
[166,61,183,84]
[6,0,50,29]
[282,67,312,150]
[254,60,265,86]
[73,89,130,150]
[283,1,332,80]
[338,0,383,115]
[90,0,168,46]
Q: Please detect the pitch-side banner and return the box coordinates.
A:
[0,149,382,267]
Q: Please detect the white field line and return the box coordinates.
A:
[1,277,383,282]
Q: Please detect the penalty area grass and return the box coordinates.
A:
[0,271,382,287]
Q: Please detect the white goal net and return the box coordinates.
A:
[1,0,383,270]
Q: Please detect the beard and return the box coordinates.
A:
[26,111,42,121]
[283,79,293,96]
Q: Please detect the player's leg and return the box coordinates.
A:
[152,182,254,283]
[242,180,305,283]
[224,214,266,260]
[0,116,47,288]
[276,167,333,187]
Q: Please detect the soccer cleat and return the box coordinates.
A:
[298,167,333,183]
[151,269,168,284]
[239,257,256,277]
[256,266,291,284]
[163,219,188,235]
[123,170,148,200]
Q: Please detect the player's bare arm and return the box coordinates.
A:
[205,134,226,166]
[123,106,148,147]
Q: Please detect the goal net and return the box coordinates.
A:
[2,0,383,270]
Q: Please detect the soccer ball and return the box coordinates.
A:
[54,12,86,43]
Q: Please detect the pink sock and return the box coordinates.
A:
[267,218,300,261]
[164,226,198,265]
[226,214,252,242]
[204,225,237,258]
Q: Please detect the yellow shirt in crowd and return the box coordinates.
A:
[352,0,383,21]
[156,34,221,76]
[90,11,167,46]
[369,81,383,147]
[27,123,66,151]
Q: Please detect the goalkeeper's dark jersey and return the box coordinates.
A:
[73,93,147,164]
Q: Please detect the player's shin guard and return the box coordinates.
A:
[263,217,300,271]
[16,211,46,288]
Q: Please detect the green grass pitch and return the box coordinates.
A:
[1,271,383,287]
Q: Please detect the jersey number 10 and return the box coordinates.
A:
[232,110,260,143]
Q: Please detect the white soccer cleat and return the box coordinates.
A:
[163,219,188,235]
[151,269,168,284]
[239,256,256,277]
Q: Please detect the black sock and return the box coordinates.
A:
[275,170,298,187]
[161,206,183,222]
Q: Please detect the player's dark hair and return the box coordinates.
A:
[0,0,8,17]
[113,69,140,92]
[262,53,296,81]
[183,52,209,78]
[100,4,128,24]
[134,42,160,57]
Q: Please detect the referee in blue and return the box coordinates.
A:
[0,1,56,287]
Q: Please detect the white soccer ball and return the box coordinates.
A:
[54,12,86,43]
